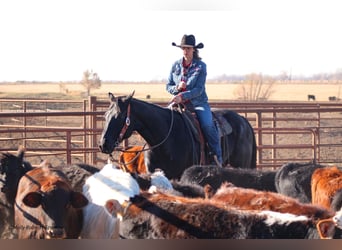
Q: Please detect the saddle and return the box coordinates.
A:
[171,103,232,165]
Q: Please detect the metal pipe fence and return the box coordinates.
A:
[1,97,342,169]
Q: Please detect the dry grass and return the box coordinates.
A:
[1,81,342,102]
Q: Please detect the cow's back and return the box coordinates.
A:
[119,191,333,239]
[275,162,325,203]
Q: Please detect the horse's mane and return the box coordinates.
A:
[131,98,168,111]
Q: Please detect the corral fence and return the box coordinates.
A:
[1,97,342,169]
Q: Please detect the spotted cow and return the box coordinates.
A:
[118,190,342,239]
[86,169,342,239]
[205,182,334,221]
[81,164,140,239]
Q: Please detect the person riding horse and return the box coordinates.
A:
[166,34,222,167]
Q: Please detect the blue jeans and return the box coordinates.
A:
[194,102,222,164]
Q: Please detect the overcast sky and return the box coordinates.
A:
[1,0,342,82]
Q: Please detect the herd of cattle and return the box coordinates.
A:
[2,146,342,239]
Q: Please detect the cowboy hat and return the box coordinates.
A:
[172,34,204,49]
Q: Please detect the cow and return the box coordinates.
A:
[53,163,100,193]
[118,190,342,239]
[308,94,316,101]
[179,165,277,193]
[133,169,205,198]
[311,166,342,211]
[80,163,204,238]
[14,166,88,239]
[80,163,140,239]
[118,145,148,174]
[169,180,206,198]
[0,147,33,239]
[275,162,326,203]
[133,169,173,193]
[78,165,342,239]
[205,182,334,221]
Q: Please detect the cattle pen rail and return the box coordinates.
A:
[1,97,342,169]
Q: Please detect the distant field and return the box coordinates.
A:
[0,81,341,102]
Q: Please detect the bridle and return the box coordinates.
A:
[109,103,175,161]
[117,103,131,144]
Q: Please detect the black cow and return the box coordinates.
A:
[179,165,277,193]
[0,148,33,239]
[308,94,316,101]
[274,162,326,203]
[53,163,100,193]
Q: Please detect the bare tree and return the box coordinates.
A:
[234,73,275,101]
[80,69,101,96]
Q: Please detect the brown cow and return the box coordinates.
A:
[119,145,147,174]
[205,182,333,221]
[14,166,88,239]
[311,166,342,211]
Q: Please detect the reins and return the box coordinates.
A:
[109,103,175,161]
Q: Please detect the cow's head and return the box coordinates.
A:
[15,167,89,239]
[20,188,88,239]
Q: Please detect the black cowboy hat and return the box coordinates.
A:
[172,34,204,49]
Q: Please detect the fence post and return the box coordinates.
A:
[272,110,277,168]
[256,111,262,168]
[66,131,71,164]
[88,96,97,165]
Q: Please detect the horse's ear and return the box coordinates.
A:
[129,90,135,98]
[17,145,26,162]
[108,92,116,103]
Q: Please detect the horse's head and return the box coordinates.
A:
[99,91,135,154]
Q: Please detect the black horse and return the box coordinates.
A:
[99,92,256,179]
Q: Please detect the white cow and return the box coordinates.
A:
[80,164,174,238]
[80,164,140,239]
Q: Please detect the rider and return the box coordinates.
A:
[166,34,223,167]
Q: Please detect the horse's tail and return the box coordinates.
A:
[250,121,257,169]
[243,115,257,169]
